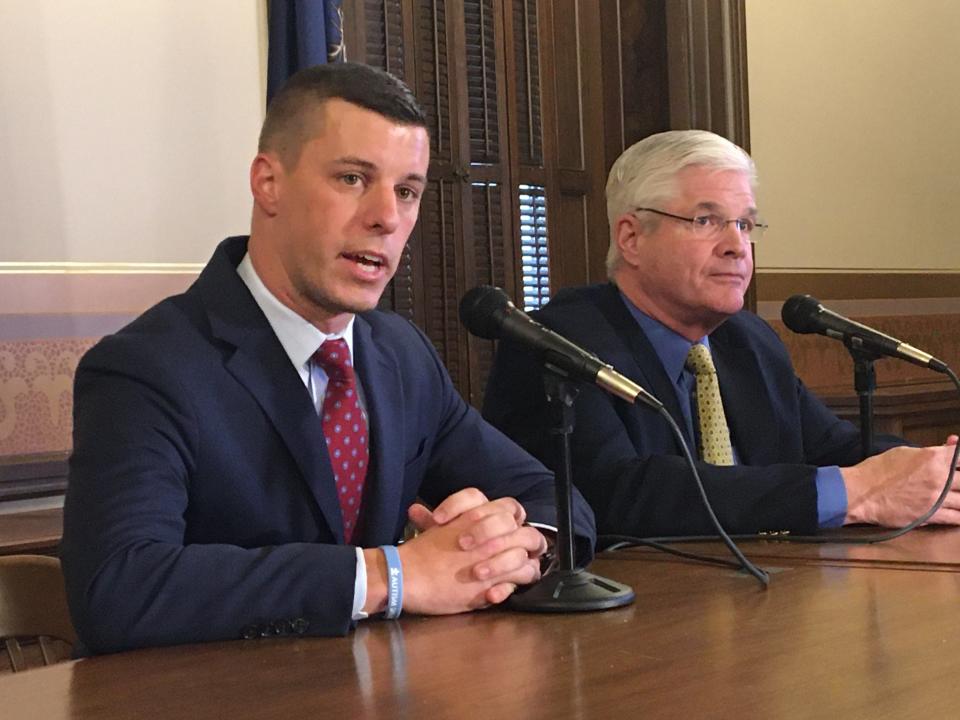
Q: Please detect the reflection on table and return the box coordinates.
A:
[2,529,960,719]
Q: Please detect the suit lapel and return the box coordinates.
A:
[351,316,405,547]
[593,285,694,449]
[195,238,345,541]
[711,323,780,465]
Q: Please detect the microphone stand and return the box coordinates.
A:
[843,337,882,460]
[509,370,635,612]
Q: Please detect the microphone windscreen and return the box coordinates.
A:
[459,285,511,340]
[781,294,823,334]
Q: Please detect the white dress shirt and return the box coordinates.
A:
[236,253,370,620]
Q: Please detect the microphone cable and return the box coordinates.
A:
[645,404,770,587]
[602,366,960,554]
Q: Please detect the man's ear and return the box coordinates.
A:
[614,213,645,268]
[250,153,283,217]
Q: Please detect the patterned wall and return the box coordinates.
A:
[0,272,196,463]
[0,339,96,456]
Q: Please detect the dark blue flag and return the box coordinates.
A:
[267,0,344,103]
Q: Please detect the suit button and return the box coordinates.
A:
[271,621,288,636]
[241,625,258,640]
[290,618,310,635]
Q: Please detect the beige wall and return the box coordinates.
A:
[0,0,267,266]
[746,0,960,273]
[0,2,267,469]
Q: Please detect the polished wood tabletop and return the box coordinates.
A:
[635,525,960,572]
[0,507,62,556]
[3,536,960,719]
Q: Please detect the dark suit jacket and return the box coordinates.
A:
[483,283,900,538]
[62,237,595,655]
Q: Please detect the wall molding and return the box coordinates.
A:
[757,271,960,302]
[0,452,69,502]
[0,263,204,274]
[0,272,197,315]
[757,297,960,322]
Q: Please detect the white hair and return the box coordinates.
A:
[605,130,757,276]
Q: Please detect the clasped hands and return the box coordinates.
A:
[363,488,548,616]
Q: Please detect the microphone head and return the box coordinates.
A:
[459,285,513,340]
[781,294,824,334]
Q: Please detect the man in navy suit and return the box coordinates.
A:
[62,63,594,655]
[483,130,959,538]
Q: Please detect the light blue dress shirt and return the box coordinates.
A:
[620,293,846,528]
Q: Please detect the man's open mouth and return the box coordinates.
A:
[343,253,385,269]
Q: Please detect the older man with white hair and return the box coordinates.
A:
[484,129,959,537]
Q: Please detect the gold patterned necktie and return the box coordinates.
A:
[685,343,734,466]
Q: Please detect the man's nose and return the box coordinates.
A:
[717,221,750,255]
[362,185,400,234]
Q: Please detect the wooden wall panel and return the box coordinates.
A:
[771,315,960,390]
[759,271,960,437]
[757,272,960,302]
[536,0,620,292]
[618,1,670,147]
[551,193,589,291]
[665,0,750,150]
[548,0,584,171]
[771,313,960,445]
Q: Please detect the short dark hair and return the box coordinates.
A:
[258,62,427,169]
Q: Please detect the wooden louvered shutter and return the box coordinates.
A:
[509,1,550,310]
[410,0,471,395]
[460,0,516,404]
[342,0,670,402]
[513,0,542,168]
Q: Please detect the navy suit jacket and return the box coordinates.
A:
[483,283,900,538]
[62,237,595,654]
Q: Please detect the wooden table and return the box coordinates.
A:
[3,529,960,719]
[636,525,960,572]
[0,507,62,556]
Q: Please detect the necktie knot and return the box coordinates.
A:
[685,343,717,376]
[314,339,354,385]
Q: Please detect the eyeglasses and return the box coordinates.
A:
[634,207,768,239]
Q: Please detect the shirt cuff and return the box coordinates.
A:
[352,546,369,620]
[816,466,847,528]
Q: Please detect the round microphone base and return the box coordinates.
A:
[507,568,635,613]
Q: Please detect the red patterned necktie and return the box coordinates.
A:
[313,338,368,543]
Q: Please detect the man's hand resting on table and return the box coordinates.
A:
[363,488,549,615]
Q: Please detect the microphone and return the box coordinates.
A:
[781,294,948,373]
[459,286,663,409]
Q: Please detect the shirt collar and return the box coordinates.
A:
[618,290,709,385]
[237,252,355,370]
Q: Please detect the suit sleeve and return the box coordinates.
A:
[482,332,882,538]
[399,322,596,563]
[62,337,358,655]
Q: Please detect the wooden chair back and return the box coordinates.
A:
[0,554,76,672]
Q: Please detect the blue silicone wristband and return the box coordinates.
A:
[380,545,403,619]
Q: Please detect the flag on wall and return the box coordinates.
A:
[267,0,344,103]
